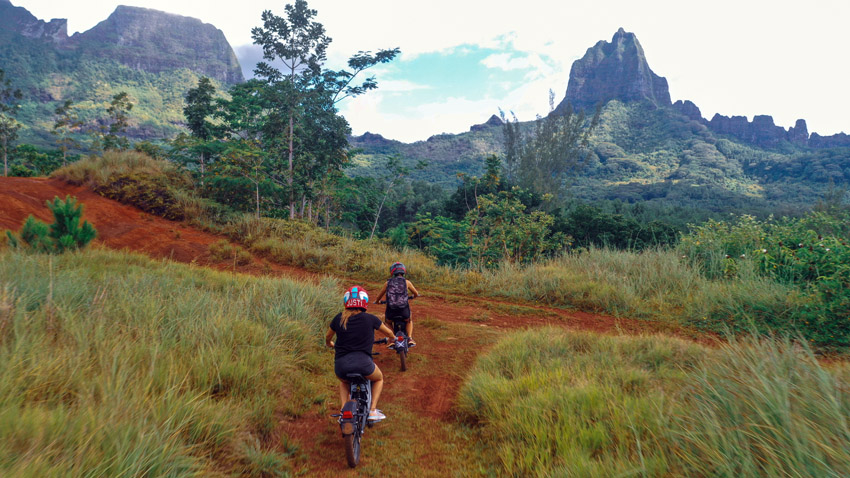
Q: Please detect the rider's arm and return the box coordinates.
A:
[406,280,420,298]
[374,283,388,303]
[325,327,335,348]
[378,322,395,340]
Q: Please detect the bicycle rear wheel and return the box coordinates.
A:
[344,433,361,468]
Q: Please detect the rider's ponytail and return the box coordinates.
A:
[340,308,358,330]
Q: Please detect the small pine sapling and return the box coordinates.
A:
[46,196,97,252]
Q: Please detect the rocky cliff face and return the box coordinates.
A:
[707,113,814,147]
[0,0,67,42]
[69,6,243,84]
[555,28,671,113]
[809,132,850,148]
[672,100,704,123]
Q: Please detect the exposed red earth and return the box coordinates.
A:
[0,176,719,476]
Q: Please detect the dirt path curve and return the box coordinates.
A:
[0,177,715,476]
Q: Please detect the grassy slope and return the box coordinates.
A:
[0,246,338,476]
[48,154,823,346]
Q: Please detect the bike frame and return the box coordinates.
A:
[331,338,386,468]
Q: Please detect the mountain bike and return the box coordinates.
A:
[378,297,417,372]
[331,338,387,468]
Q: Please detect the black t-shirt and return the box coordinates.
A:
[330,311,383,360]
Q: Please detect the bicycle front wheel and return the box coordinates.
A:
[399,349,407,371]
[344,433,361,468]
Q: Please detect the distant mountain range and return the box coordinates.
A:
[350,28,850,211]
[1,2,847,211]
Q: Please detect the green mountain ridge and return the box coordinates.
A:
[351,29,850,212]
[0,1,242,145]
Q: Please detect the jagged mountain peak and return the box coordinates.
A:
[555,28,671,113]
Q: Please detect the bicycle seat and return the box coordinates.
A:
[345,373,368,383]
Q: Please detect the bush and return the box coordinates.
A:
[6,196,96,253]
[52,151,240,228]
[680,212,850,347]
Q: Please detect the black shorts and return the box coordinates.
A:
[334,352,376,380]
[385,305,410,321]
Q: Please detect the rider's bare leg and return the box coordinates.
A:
[406,315,414,344]
[339,380,350,408]
[364,365,384,411]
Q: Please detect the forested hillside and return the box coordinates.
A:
[0,1,241,145]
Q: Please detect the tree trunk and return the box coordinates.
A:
[370,178,396,240]
[255,181,260,219]
[200,152,205,187]
[2,135,7,177]
[308,200,313,223]
[62,148,67,167]
[288,113,295,219]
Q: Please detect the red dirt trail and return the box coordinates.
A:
[0,177,717,476]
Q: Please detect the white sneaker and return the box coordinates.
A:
[367,409,386,421]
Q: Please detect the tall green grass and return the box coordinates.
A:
[674,337,850,477]
[0,247,338,476]
[458,329,705,477]
[459,329,850,477]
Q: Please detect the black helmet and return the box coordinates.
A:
[390,262,406,276]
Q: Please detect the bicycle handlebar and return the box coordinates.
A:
[374,338,388,344]
[376,296,420,305]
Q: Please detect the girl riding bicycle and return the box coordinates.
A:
[325,285,396,421]
[374,262,420,346]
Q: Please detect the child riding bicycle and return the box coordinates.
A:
[374,262,420,346]
[326,285,396,421]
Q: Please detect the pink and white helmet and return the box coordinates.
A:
[343,285,369,310]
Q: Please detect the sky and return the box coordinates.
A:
[12,0,850,143]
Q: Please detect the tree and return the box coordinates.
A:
[465,190,565,266]
[250,0,399,218]
[218,140,269,219]
[0,68,23,177]
[501,92,600,203]
[183,77,218,184]
[51,99,83,167]
[94,92,134,152]
[369,155,427,239]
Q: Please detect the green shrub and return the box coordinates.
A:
[46,196,97,252]
[6,196,96,253]
[680,213,850,347]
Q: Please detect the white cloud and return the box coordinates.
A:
[481,53,530,71]
[375,80,432,93]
